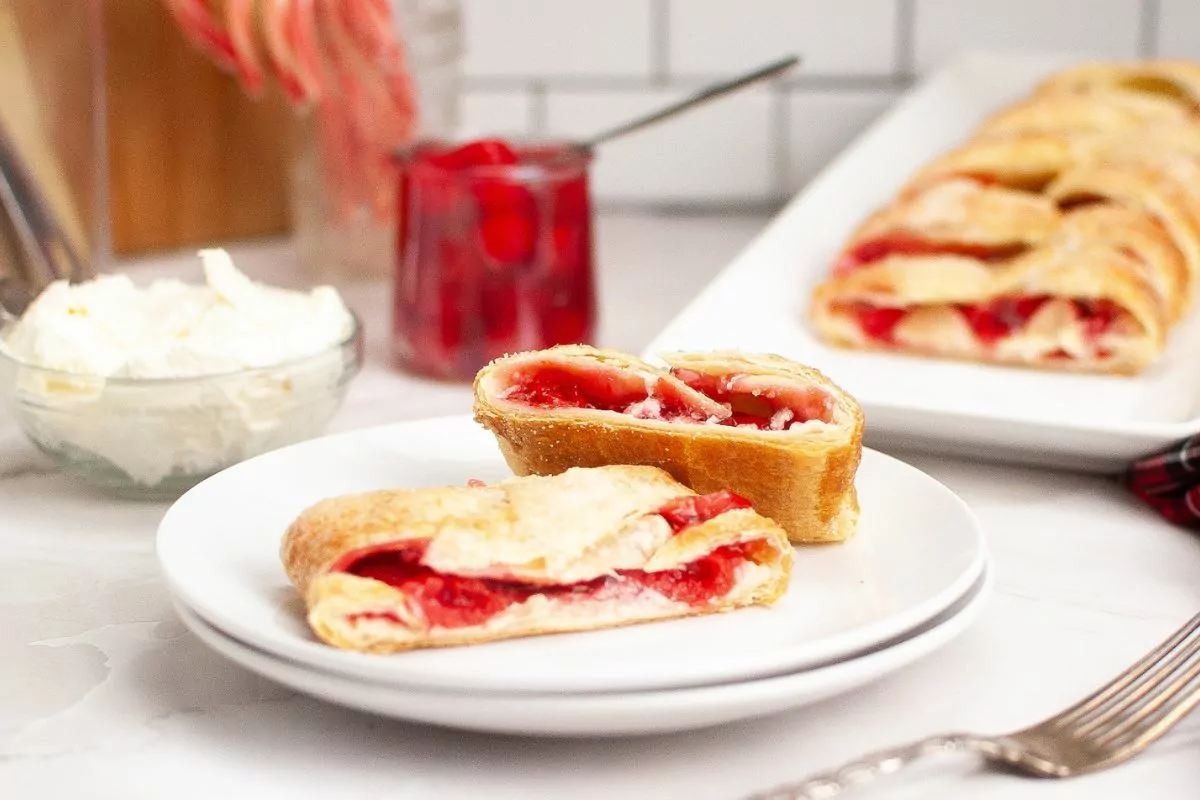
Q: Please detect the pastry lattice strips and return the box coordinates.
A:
[281,466,793,653]
[810,59,1200,374]
[473,345,863,544]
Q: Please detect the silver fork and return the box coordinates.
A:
[748,611,1200,799]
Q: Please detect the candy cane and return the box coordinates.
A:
[288,0,329,102]
[339,0,418,140]
[161,0,420,225]
[162,0,240,75]
[261,0,309,102]
[224,0,266,94]
[315,0,371,214]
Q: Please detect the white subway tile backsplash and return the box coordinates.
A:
[459,91,533,138]
[461,0,652,78]
[912,0,1142,73]
[785,90,896,193]
[545,89,774,203]
[667,0,898,77]
[1157,0,1200,58]
[453,0,1187,206]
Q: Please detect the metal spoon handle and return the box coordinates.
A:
[580,55,801,149]
[0,120,87,287]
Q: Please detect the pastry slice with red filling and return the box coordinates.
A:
[811,234,1166,373]
[473,346,863,544]
[832,178,1061,277]
[281,465,793,653]
[814,129,1191,372]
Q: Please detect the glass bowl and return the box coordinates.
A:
[0,315,363,500]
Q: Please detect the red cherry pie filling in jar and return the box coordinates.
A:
[392,138,597,380]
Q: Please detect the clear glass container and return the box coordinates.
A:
[392,139,598,381]
[0,0,106,294]
[290,0,463,285]
[0,316,363,500]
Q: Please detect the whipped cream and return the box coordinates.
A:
[1,249,353,378]
[0,250,358,488]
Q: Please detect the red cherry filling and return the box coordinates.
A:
[1075,299,1122,340]
[501,366,695,416]
[959,296,1052,345]
[844,295,1123,355]
[501,365,718,423]
[393,138,596,380]
[474,179,538,266]
[633,546,747,606]
[670,369,834,428]
[425,138,520,170]
[656,490,752,532]
[338,493,763,628]
[856,306,907,344]
[834,233,1029,275]
[500,363,834,430]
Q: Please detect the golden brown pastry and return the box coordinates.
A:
[1051,204,1189,323]
[811,241,1165,373]
[1034,60,1200,108]
[810,59,1200,374]
[281,465,793,653]
[473,345,863,544]
[908,132,1077,193]
[976,90,1191,138]
[836,178,1062,270]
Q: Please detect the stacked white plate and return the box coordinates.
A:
[158,415,992,737]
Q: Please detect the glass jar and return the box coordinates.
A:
[392,140,598,381]
[290,0,463,285]
[0,0,106,295]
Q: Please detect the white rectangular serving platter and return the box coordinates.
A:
[645,53,1200,474]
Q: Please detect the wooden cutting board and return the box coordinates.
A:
[105,0,294,255]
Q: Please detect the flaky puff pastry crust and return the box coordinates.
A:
[834,178,1185,319]
[902,129,1200,302]
[844,179,1062,253]
[975,90,1192,138]
[281,466,793,653]
[908,132,1078,193]
[472,346,863,545]
[1048,156,1200,296]
[1034,60,1200,108]
[810,237,1165,374]
[909,120,1200,195]
[1053,204,1189,322]
[813,59,1200,374]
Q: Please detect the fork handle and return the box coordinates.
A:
[745,733,1008,799]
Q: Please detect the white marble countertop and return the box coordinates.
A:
[2,213,1199,800]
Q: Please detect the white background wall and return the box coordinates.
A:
[456,0,1200,207]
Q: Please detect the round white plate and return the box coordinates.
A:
[174,565,992,736]
[158,415,987,694]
